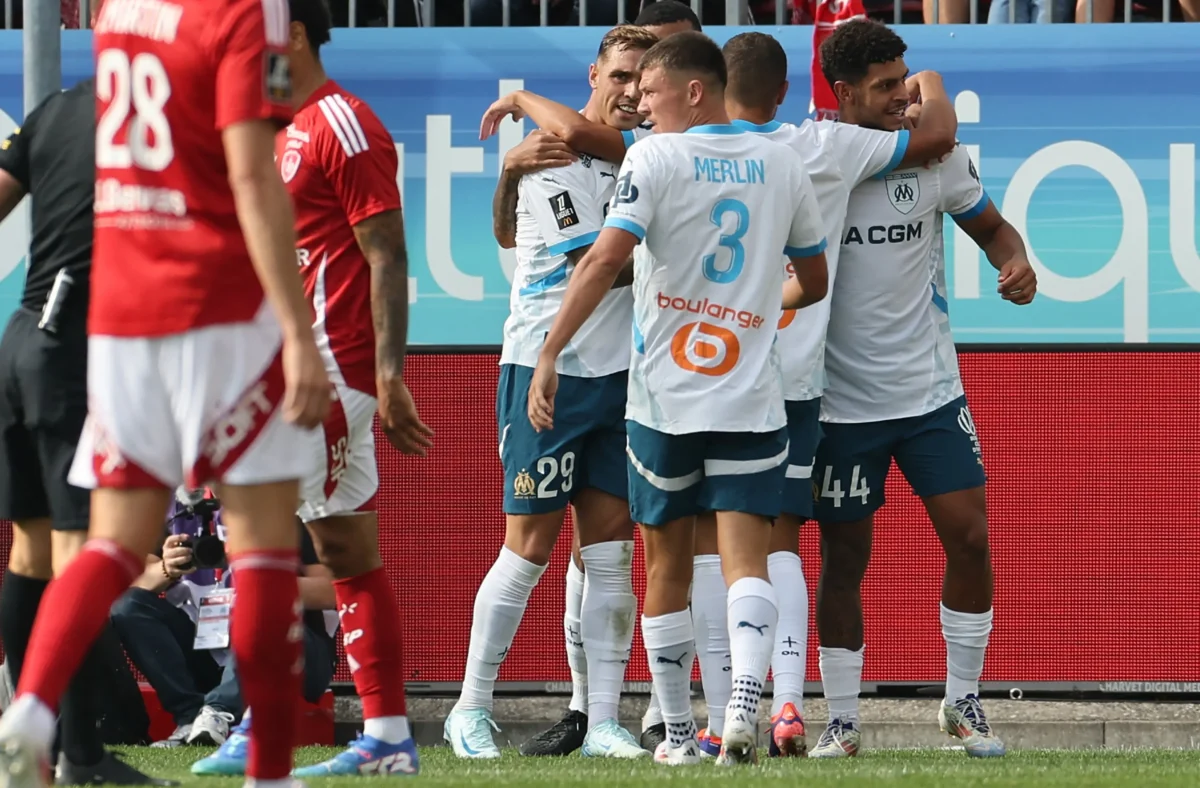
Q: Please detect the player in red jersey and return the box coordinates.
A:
[0,0,332,786]
[190,0,432,779]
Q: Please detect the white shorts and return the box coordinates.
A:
[297,384,379,523]
[69,304,316,491]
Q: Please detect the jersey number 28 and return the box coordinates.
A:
[96,50,175,172]
[702,198,750,284]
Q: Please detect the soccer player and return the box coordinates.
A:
[809,19,1036,759]
[0,0,332,785]
[0,61,167,788]
[443,25,660,762]
[478,6,701,758]
[528,32,828,767]
[681,32,958,759]
[190,0,431,778]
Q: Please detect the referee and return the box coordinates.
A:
[0,81,171,786]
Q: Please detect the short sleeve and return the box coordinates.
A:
[315,97,401,226]
[214,0,293,131]
[522,164,606,257]
[0,95,49,189]
[939,144,989,219]
[602,140,659,242]
[621,124,654,150]
[784,160,827,258]
[828,122,908,186]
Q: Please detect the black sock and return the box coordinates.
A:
[0,569,50,683]
[60,626,128,766]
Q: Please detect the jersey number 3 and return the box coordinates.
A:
[97,50,174,172]
[702,198,750,284]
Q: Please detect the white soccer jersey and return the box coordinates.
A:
[822,143,989,423]
[603,125,827,435]
[732,119,908,402]
[501,126,652,376]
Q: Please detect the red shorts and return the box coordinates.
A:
[69,303,316,490]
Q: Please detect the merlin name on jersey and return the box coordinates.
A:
[842,221,923,245]
[694,156,766,184]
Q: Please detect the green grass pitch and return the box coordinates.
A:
[116,746,1200,787]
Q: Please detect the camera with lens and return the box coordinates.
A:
[175,495,226,572]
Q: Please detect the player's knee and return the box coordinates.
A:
[819,521,872,582]
[306,516,378,578]
[503,513,563,566]
[9,519,53,578]
[943,514,991,567]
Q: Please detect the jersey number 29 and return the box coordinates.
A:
[702,198,750,284]
[96,50,175,172]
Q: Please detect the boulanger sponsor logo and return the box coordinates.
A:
[670,321,740,377]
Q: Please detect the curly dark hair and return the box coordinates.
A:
[634,0,702,31]
[289,0,333,53]
[819,19,907,89]
[723,32,788,112]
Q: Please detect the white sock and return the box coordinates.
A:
[455,547,546,712]
[364,715,411,744]
[819,646,864,724]
[0,694,56,755]
[642,685,663,730]
[564,558,588,714]
[579,541,636,729]
[690,555,730,736]
[725,576,777,722]
[642,611,696,748]
[941,603,992,704]
[768,551,808,717]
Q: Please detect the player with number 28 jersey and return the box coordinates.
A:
[0,0,334,785]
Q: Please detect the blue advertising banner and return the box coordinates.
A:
[0,25,1196,344]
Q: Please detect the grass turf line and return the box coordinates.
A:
[113,746,1200,787]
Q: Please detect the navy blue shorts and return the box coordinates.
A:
[496,364,628,515]
[782,398,822,520]
[625,420,789,527]
[813,394,987,523]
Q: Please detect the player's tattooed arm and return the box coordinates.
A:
[493,131,577,249]
[482,90,629,164]
[356,209,410,375]
[897,71,958,169]
[955,202,1037,306]
[357,210,435,455]
[493,169,521,250]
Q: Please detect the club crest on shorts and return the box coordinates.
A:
[513,469,535,498]
[280,149,302,183]
[885,172,919,215]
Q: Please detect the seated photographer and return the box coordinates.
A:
[110,488,339,748]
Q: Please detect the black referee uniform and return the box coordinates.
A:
[0,81,167,785]
[0,80,92,532]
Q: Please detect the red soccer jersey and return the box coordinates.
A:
[276,80,401,396]
[91,0,293,337]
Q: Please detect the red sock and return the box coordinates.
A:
[16,540,142,709]
[334,566,408,718]
[229,551,302,780]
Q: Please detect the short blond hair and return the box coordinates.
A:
[597,24,660,62]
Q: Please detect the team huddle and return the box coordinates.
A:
[450,3,1037,768]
